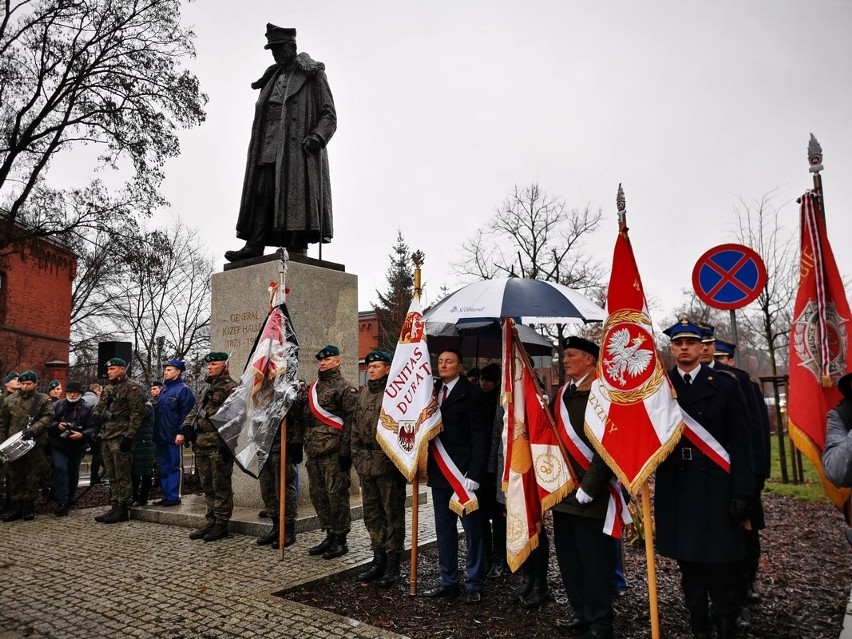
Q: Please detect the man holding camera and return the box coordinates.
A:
[92,357,146,524]
[47,381,94,516]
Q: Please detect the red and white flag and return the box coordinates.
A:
[788,191,851,508]
[377,298,442,481]
[501,319,574,571]
[585,219,728,495]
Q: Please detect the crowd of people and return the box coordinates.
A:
[0,316,804,639]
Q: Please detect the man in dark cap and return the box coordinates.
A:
[303,344,358,559]
[550,336,617,637]
[182,352,237,542]
[2,372,19,400]
[0,371,53,521]
[225,24,337,262]
[352,349,406,586]
[655,319,754,639]
[154,358,195,507]
[47,379,63,402]
[91,357,146,524]
[149,380,164,402]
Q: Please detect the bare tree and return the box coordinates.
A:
[454,183,605,384]
[0,0,206,247]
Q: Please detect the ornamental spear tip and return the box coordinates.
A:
[616,183,627,228]
[808,133,824,174]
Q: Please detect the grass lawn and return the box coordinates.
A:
[764,431,827,502]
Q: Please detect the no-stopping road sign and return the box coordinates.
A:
[691,243,767,310]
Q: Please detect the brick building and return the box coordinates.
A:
[0,226,76,388]
[357,310,380,385]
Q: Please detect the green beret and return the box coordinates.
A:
[106,357,127,367]
[315,344,340,360]
[48,380,61,390]
[2,372,19,384]
[204,352,229,363]
[365,349,392,364]
[18,370,37,383]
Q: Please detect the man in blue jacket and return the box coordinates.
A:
[154,359,196,506]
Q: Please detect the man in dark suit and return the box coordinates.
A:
[656,320,754,639]
[424,349,491,604]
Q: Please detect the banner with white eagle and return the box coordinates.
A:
[377,298,442,481]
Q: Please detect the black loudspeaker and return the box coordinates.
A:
[97,341,133,377]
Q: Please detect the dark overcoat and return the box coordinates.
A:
[655,365,754,563]
[236,53,336,246]
[426,376,491,491]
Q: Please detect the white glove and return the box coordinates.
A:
[462,477,480,492]
[575,487,593,504]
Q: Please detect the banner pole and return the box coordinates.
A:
[408,249,426,595]
[642,482,661,639]
[279,417,287,561]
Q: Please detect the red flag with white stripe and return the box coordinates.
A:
[788,191,851,509]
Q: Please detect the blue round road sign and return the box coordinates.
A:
[691,243,767,310]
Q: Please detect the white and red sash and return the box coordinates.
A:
[308,382,344,431]
[430,436,478,516]
[554,384,632,538]
[680,410,731,473]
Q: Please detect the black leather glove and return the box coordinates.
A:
[286,442,303,465]
[730,495,752,524]
[219,441,233,461]
[119,436,134,453]
[338,455,352,472]
[20,429,35,441]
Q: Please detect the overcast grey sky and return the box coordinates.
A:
[156,0,852,323]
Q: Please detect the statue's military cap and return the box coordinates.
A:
[264,24,296,49]
[315,344,340,360]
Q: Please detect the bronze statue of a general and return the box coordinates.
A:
[225,25,337,262]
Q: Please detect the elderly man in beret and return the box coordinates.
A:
[47,381,93,516]
[225,25,336,262]
[91,357,147,524]
[303,344,358,559]
[153,358,196,507]
[182,352,237,542]
[352,349,407,586]
[0,371,54,521]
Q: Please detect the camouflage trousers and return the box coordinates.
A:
[306,452,351,534]
[359,471,407,553]
[195,445,234,524]
[258,448,297,525]
[102,438,133,506]
[6,447,48,501]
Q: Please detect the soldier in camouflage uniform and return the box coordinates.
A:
[1,372,20,513]
[0,371,53,521]
[257,382,306,549]
[182,352,237,542]
[352,349,407,587]
[304,344,358,559]
[91,357,146,524]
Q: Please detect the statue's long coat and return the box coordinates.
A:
[236,53,336,246]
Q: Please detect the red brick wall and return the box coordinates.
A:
[0,234,76,384]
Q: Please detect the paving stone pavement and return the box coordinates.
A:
[0,500,437,639]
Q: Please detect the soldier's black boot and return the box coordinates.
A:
[520,576,550,609]
[22,500,35,521]
[322,532,349,559]
[273,522,296,549]
[203,521,229,542]
[308,530,334,556]
[3,500,22,522]
[716,616,738,639]
[378,551,401,588]
[507,572,534,604]
[95,504,118,523]
[101,504,129,524]
[356,549,387,582]
[189,522,214,540]
[257,524,279,546]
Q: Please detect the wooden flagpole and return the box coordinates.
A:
[617,184,660,639]
[409,250,425,595]
[279,416,287,561]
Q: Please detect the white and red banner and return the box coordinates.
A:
[377,298,443,481]
[585,222,730,495]
[502,319,574,571]
[788,191,851,508]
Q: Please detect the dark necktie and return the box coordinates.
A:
[568,382,577,394]
[442,386,448,404]
[683,373,692,386]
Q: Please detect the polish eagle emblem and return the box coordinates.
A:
[603,327,653,387]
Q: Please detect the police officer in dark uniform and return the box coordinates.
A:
[182,352,237,542]
[352,349,407,587]
[303,345,358,559]
[92,358,146,524]
[656,320,754,639]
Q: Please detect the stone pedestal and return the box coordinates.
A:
[211,256,359,507]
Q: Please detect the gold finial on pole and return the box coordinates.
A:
[412,250,425,301]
